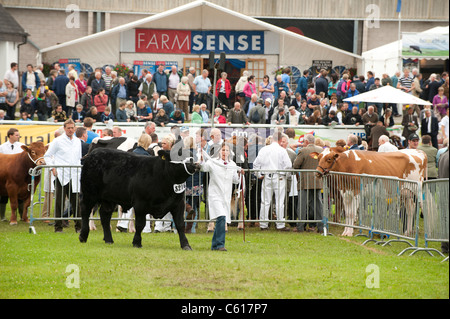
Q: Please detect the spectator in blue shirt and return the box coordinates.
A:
[295,70,309,100]
[273,75,289,100]
[153,64,168,97]
[365,71,375,92]
[84,117,99,144]
[111,77,128,115]
[52,69,69,112]
[160,95,174,116]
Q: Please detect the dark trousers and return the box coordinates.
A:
[298,189,323,232]
[196,93,212,112]
[189,92,195,113]
[54,178,81,232]
[211,216,226,250]
[218,92,229,109]
[57,94,67,113]
[6,104,16,120]
[245,177,262,221]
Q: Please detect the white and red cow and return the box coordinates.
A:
[312,147,427,236]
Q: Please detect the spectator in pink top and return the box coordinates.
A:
[433,86,448,120]
[242,75,257,103]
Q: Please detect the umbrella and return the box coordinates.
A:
[343,85,432,105]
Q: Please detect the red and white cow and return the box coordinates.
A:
[312,147,427,236]
[0,142,47,225]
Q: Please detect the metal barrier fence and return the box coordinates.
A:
[28,166,325,234]
[323,172,421,249]
[398,178,449,260]
[26,164,448,260]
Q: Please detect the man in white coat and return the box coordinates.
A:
[253,130,293,231]
[378,135,398,152]
[201,142,241,251]
[44,119,82,233]
[0,128,25,221]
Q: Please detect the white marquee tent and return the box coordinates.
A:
[362,26,449,77]
[39,0,362,76]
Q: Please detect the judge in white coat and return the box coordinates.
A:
[253,130,293,231]
[43,119,82,233]
[201,142,241,251]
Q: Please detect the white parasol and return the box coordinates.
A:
[343,85,432,105]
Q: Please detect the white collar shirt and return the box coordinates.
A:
[0,141,25,154]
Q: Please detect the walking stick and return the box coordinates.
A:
[240,172,246,242]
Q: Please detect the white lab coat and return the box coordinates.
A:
[201,157,240,224]
[43,133,82,193]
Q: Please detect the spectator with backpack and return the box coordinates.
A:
[248,98,266,124]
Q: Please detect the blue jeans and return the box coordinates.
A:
[211,216,226,250]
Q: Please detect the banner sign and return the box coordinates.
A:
[135,29,264,55]
[0,125,57,145]
[1,123,403,163]
[402,32,449,57]
[312,60,333,75]
[132,61,178,80]
[58,58,82,75]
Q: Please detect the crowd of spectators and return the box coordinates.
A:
[1,63,448,141]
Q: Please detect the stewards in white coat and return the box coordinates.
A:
[0,128,25,221]
[253,130,293,231]
[201,142,241,251]
[43,119,82,233]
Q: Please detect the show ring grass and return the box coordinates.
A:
[0,212,448,299]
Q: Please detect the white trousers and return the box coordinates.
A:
[154,212,173,232]
[117,208,152,233]
[259,176,286,229]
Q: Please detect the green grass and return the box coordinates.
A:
[0,209,448,299]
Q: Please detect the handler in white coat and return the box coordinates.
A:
[201,142,241,251]
[253,130,292,231]
[43,119,82,233]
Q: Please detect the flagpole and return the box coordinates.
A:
[397,0,402,71]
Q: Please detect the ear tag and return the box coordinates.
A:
[161,155,166,160]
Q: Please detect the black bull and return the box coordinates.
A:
[78,148,200,250]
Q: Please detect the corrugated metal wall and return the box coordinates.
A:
[1,0,448,20]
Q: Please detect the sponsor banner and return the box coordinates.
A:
[0,125,58,145]
[135,29,264,55]
[402,32,449,57]
[135,29,191,54]
[190,30,264,54]
[58,58,82,76]
[133,61,178,80]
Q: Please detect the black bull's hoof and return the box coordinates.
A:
[182,245,193,251]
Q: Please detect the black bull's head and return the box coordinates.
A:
[157,149,201,182]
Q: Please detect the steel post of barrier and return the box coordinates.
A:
[399,178,449,259]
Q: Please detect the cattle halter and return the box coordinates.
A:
[170,157,196,176]
[27,153,45,166]
[317,157,338,176]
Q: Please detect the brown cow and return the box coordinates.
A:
[0,142,47,225]
[311,147,427,236]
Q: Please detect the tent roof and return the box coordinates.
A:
[40,0,361,60]
[362,25,449,61]
[343,85,432,105]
